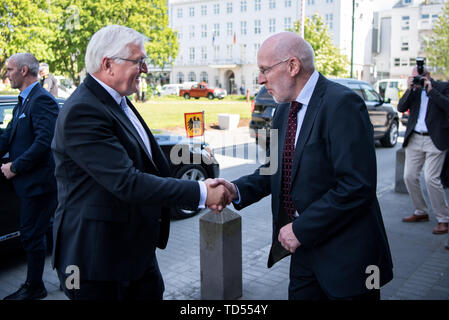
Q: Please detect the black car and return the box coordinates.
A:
[250,79,400,148]
[0,95,219,252]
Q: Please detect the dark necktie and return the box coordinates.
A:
[282,101,302,221]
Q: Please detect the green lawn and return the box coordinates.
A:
[134,99,252,130]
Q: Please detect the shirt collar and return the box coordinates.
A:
[90,74,123,106]
[294,70,319,106]
[19,81,39,101]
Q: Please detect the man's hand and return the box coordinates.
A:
[205,179,233,213]
[1,162,16,180]
[278,223,301,253]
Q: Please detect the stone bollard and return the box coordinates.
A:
[200,208,242,300]
[395,147,408,194]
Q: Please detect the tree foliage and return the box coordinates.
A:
[1,0,178,85]
[0,0,54,75]
[424,2,449,77]
[294,14,349,77]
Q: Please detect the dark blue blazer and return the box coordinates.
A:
[233,74,393,298]
[0,83,59,198]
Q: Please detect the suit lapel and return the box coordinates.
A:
[290,74,327,185]
[84,75,160,174]
[273,102,290,194]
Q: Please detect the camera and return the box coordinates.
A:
[413,57,426,86]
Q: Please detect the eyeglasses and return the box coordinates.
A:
[112,56,150,70]
[259,57,290,75]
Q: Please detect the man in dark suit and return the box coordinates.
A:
[1,53,59,300]
[398,67,449,234]
[51,25,229,300]
[211,32,393,300]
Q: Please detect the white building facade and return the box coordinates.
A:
[167,0,395,92]
[373,0,447,79]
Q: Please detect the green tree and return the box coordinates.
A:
[294,14,349,77]
[49,0,178,85]
[425,2,449,77]
[0,0,54,75]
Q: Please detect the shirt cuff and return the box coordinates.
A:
[198,181,207,209]
[233,184,242,205]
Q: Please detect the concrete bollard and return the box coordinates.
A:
[200,208,242,300]
[395,147,408,194]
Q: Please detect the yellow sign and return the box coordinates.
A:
[184,112,205,138]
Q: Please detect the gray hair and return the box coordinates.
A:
[85,25,148,74]
[9,53,39,77]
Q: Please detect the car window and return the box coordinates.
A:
[0,105,14,129]
[341,83,364,99]
[360,84,380,102]
[379,82,387,90]
[389,82,398,89]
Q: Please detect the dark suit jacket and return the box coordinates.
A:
[398,79,449,150]
[51,74,200,282]
[0,83,59,198]
[233,74,393,298]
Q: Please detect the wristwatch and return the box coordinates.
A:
[10,163,17,174]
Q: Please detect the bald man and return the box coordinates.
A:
[211,32,393,300]
[398,67,449,234]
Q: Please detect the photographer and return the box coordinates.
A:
[398,59,449,235]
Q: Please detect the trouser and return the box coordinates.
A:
[57,260,164,300]
[19,192,57,286]
[288,251,380,300]
[404,133,449,223]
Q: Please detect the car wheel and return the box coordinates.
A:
[171,165,208,219]
[207,93,214,100]
[380,120,398,148]
[184,93,190,99]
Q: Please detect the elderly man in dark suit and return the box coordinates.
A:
[211,32,393,300]
[1,53,59,300]
[51,25,229,300]
[398,67,449,234]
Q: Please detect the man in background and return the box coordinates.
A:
[39,63,58,97]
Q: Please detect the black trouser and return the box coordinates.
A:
[57,260,165,300]
[19,192,57,286]
[288,252,380,301]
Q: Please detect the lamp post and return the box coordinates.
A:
[299,0,306,37]
[351,0,355,78]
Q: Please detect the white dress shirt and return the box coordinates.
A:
[91,75,207,208]
[414,89,429,133]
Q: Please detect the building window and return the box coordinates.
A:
[189,48,195,62]
[213,4,220,14]
[189,25,195,39]
[177,72,184,84]
[326,0,333,3]
[200,72,208,83]
[227,22,233,36]
[201,5,207,16]
[201,47,207,61]
[284,17,292,31]
[188,72,196,82]
[255,0,261,11]
[189,7,195,17]
[409,57,416,66]
[269,19,276,33]
[241,21,247,35]
[401,16,410,30]
[401,58,408,66]
[201,24,207,38]
[177,8,183,18]
[269,0,276,9]
[421,14,429,20]
[394,58,400,67]
[240,44,247,61]
[404,0,411,3]
[213,23,220,37]
[285,0,292,7]
[325,14,333,30]
[241,1,247,12]
[226,45,233,59]
[254,20,261,34]
[215,76,220,87]
[401,38,409,51]
[214,45,220,60]
[176,27,182,40]
[307,0,315,4]
[227,2,233,14]
[254,43,260,54]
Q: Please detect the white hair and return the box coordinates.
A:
[85,25,147,74]
[9,53,40,76]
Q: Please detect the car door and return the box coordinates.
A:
[360,84,387,139]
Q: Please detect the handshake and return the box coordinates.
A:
[204,178,238,213]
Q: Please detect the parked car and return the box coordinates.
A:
[373,78,407,105]
[250,78,399,149]
[54,75,76,99]
[180,82,227,100]
[0,95,220,252]
[160,84,183,96]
